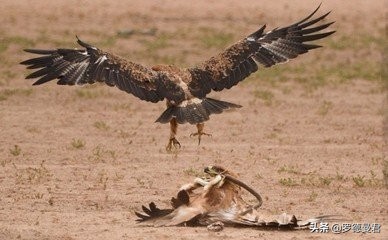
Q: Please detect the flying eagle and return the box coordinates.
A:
[135,165,341,231]
[21,5,334,151]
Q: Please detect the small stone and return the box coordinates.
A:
[207,221,224,232]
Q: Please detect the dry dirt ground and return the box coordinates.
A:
[0,0,387,239]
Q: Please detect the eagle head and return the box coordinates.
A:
[204,165,238,179]
[204,165,227,176]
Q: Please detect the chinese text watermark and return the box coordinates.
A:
[310,222,381,234]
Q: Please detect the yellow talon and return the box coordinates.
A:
[166,137,181,152]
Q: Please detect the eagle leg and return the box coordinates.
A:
[203,175,224,191]
[190,123,212,145]
[166,118,181,152]
[179,178,209,192]
[194,177,210,187]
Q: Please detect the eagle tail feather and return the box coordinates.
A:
[155,98,241,124]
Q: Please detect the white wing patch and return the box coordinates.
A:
[246,36,255,42]
[262,43,290,62]
[178,98,202,107]
[96,55,107,64]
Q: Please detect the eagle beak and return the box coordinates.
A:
[203,165,214,174]
[204,166,219,176]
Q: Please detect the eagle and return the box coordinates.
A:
[21,5,334,151]
[135,165,341,231]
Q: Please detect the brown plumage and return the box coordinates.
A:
[135,165,342,230]
[21,5,334,151]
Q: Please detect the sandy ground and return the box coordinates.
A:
[0,0,386,239]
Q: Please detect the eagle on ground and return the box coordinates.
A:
[21,5,334,151]
[135,165,341,231]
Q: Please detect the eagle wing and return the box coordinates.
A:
[188,4,335,98]
[20,37,164,103]
[136,189,205,226]
[136,175,243,227]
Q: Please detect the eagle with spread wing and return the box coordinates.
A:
[135,165,341,231]
[21,5,334,151]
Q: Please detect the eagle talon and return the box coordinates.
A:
[204,174,224,191]
[190,132,212,145]
[166,137,181,152]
